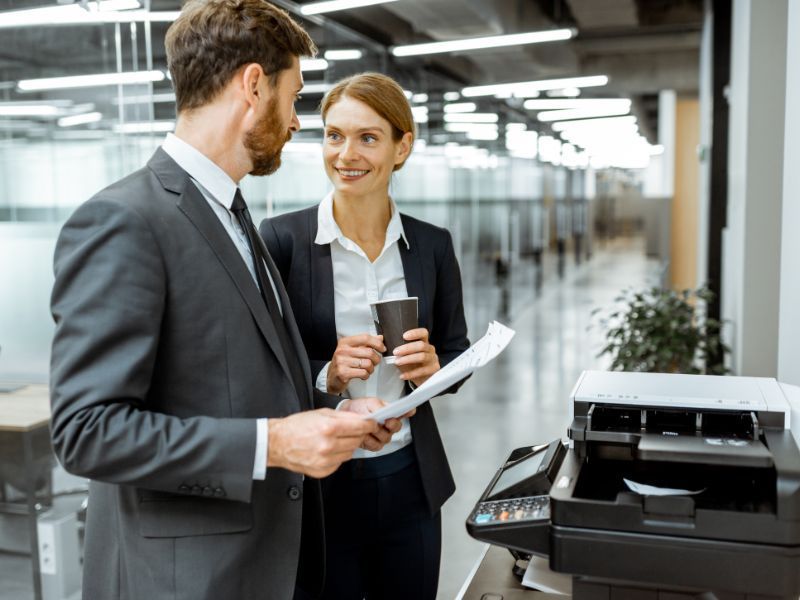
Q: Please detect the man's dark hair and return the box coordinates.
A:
[165,0,316,112]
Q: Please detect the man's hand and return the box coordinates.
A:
[267,408,379,478]
[327,334,386,395]
[392,328,440,387]
[340,397,416,452]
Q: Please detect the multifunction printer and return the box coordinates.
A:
[467,371,800,599]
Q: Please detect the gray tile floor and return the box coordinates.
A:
[0,236,656,600]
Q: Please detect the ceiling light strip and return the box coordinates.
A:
[301,0,399,16]
[462,75,608,98]
[18,70,165,92]
[392,28,574,57]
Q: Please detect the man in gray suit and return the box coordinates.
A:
[49,1,404,598]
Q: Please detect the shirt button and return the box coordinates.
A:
[202,486,214,497]
[191,485,202,495]
[178,484,190,492]
[214,487,226,498]
[287,486,302,501]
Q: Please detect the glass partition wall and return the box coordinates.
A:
[0,4,590,381]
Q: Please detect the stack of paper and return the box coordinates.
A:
[366,321,515,423]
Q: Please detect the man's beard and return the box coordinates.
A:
[244,100,291,176]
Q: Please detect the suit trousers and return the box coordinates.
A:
[296,445,442,600]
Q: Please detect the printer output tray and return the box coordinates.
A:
[550,440,800,547]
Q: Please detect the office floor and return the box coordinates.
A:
[0,236,657,600]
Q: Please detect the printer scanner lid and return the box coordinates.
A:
[570,371,790,429]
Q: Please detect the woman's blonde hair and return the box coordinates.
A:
[321,72,416,171]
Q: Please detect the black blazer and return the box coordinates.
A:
[260,204,470,513]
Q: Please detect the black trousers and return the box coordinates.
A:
[297,445,442,600]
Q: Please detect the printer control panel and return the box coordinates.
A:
[470,494,550,526]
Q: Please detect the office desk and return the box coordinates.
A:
[458,545,566,599]
[0,384,52,600]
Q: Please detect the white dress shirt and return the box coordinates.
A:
[315,192,413,458]
[162,133,274,480]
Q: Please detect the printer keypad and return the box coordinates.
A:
[471,495,550,525]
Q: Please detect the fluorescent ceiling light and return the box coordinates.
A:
[467,130,499,141]
[301,0,398,16]
[0,104,63,117]
[18,70,165,92]
[323,49,363,61]
[299,115,325,129]
[300,59,328,72]
[444,122,498,133]
[505,122,527,131]
[0,1,180,29]
[112,92,176,105]
[551,115,637,131]
[58,112,103,127]
[0,100,95,117]
[411,106,428,123]
[537,104,631,122]
[443,112,498,123]
[392,28,573,57]
[546,87,581,97]
[462,75,608,98]
[506,129,538,159]
[524,98,630,111]
[301,82,334,94]
[411,93,428,103]
[113,120,175,134]
[443,102,476,113]
[443,91,460,101]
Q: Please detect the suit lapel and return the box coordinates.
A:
[309,211,337,345]
[175,183,297,391]
[399,216,428,330]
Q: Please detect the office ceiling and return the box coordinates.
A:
[0,0,704,146]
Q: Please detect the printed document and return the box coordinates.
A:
[365,321,515,424]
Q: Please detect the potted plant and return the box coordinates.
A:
[594,286,729,374]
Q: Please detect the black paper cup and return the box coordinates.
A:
[370,297,418,364]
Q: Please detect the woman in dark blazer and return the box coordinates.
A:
[260,73,469,600]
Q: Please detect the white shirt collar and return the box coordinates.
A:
[161,133,239,209]
[315,192,410,250]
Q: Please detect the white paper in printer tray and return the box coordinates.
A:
[623,478,705,496]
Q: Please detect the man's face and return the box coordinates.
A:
[244,57,303,176]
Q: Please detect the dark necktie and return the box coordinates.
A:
[230,189,308,405]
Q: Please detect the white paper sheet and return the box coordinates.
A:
[365,321,515,424]
[521,555,572,595]
[623,478,705,496]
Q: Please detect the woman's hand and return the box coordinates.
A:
[327,334,386,395]
[392,328,440,387]
[339,397,416,451]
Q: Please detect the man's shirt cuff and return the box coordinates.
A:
[253,418,268,480]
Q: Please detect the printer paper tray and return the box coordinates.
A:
[550,524,800,598]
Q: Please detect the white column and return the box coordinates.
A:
[778,0,800,385]
[696,5,713,286]
[721,0,788,376]
[658,90,676,199]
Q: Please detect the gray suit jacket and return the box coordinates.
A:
[50,149,331,600]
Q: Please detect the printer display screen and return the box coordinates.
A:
[491,451,547,495]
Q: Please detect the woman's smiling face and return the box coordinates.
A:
[322,95,411,198]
